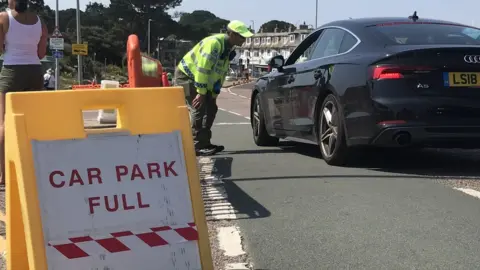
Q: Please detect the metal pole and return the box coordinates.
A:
[148,19,152,55]
[250,20,254,32]
[55,0,59,90]
[76,0,82,83]
[315,0,318,28]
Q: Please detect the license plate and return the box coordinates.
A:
[443,72,480,87]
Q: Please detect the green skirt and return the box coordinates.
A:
[0,65,43,93]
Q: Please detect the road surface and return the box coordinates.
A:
[205,82,480,270]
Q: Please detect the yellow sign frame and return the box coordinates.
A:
[72,43,88,55]
[5,87,213,269]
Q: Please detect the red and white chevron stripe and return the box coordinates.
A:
[48,223,198,259]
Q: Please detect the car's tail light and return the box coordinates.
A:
[370,65,434,80]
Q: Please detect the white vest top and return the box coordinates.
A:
[3,10,42,65]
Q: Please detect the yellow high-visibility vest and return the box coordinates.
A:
[178,34,231,96]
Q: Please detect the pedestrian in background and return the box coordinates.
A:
[43,68,55,90]
[175,20,253,156]
[0,0,48,185]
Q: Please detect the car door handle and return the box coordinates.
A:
[287,75,295,83]
[313,69,323,79]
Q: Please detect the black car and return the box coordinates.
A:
[250,15,480,165]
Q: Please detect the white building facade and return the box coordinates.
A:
[237,23,313,71]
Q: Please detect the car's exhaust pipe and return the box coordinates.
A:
[393,132,412,146]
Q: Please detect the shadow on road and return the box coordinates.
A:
[353,148,480,178]
[225,141,480,178]
[206,157,271,220]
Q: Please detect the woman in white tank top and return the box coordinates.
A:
[0,0,48,185]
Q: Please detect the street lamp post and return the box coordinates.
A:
[315,0,318,28]
[76,0,82,83]
[148,19,153,55]
[250,20,255,32]
[55,0,59,90]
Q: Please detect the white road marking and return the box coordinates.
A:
[214,122,250,126]
[218,108,250,121]
[218,226,246,257]
[198,157,249,267]
[198,157,237,221]
[225,263,250,270]
[221,85,251,100]
[454,187,480,199]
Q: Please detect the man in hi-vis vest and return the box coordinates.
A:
[175,20,253,156]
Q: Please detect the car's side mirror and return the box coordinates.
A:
[268,55,285,71]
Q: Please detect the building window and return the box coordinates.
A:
[290,35,295,42]
[273,37,278,43]
[245,51,250,57]
[261,38,265,44]
[284,37,289,43]
[246,38,251,44]
[267,37,271,44]
[253,51,259,57]
[260,49,264,55]
[267,49,271,55]
[254,38,260,44]
[301,34,306,40]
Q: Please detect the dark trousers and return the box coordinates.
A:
[175,68,218,149]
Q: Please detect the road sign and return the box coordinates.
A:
[53,50,63,59]
[49,37,64,50]
[50,27,64,51]
[4,87,213,270]
[52,27,62,37]
[72,43,88,55]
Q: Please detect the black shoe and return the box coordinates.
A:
[208,144,225,152]
[195,147,217,156]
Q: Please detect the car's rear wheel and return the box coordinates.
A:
[252,93,279,146]
[318,94,349,165]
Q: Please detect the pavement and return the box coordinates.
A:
[5,81,480,269]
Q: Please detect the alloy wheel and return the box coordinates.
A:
[319,101,339,158]
[252,97,261,137]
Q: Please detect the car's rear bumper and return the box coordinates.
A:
[371,125,480,148]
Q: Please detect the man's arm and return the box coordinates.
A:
[193,38,222,95]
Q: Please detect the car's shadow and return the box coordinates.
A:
[276,141,480,178]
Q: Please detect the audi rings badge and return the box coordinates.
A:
[464,55,480,64]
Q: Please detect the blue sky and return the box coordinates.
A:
[46,0,479,30]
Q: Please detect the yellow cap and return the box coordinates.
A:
[227,20,254,38]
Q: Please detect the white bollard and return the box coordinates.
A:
[97,80,120,124]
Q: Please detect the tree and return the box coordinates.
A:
[179,10,228,36]
[259,20,296,32]
[0,1,257,81]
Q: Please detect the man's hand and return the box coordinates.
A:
[192,93,205,109]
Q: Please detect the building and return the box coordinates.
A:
[238,22,313,75]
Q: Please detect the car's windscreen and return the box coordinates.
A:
[368,23,480,45]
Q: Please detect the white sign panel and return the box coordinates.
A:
[49,37,64,50]
[32,131,201,270]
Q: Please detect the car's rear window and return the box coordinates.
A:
[368,22,480,45]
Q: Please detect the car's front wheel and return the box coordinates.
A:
[318,94,349,165]
[252,93,279,146]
